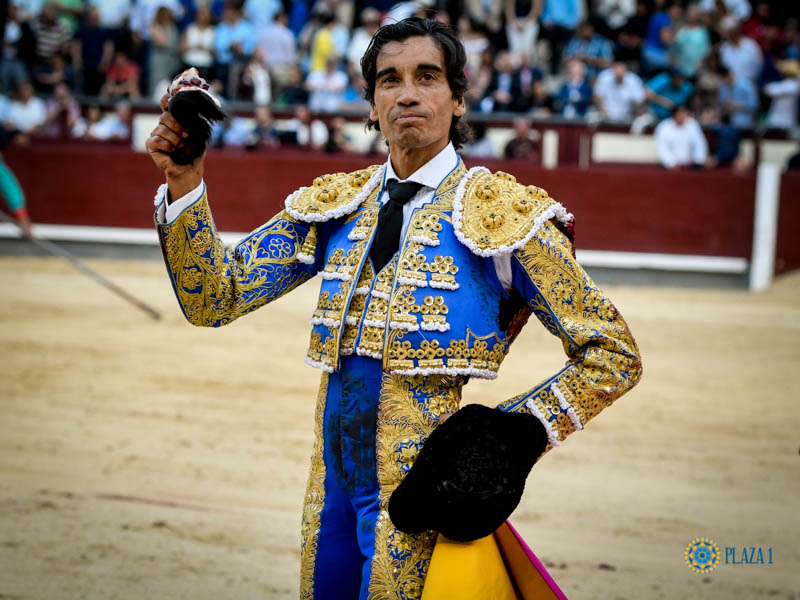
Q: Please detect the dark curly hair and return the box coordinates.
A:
[360,17,471,150]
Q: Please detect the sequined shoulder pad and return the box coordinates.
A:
[453,167,573,257]
[284,164,384,223]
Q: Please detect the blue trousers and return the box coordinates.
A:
[300,356,460,599]
[314,355,382,599]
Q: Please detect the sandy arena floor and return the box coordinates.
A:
[0,255,798,600]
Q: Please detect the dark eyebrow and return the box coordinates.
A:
[376,67,397,80]
[417,64,443,73]
[376,64,444,80]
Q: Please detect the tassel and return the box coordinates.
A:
[297,223,318,264]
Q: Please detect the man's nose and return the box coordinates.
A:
[396,80,421,105]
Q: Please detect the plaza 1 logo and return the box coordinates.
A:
[684,538,721,574]
[685,538,774,573]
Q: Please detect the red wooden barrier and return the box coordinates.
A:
[6,142,759,260]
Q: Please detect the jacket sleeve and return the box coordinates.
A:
[155,189,322,327]
[496,220,643,453]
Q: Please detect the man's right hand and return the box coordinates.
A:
[146,93,205,201]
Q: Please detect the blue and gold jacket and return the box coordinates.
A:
[155,159,641,452]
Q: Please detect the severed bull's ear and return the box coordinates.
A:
[165,68,226,165]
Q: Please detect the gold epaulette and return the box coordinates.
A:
[453,168,572,257]
[284,164,383,223]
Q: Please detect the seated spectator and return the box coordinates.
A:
[276,65,309,106]
[72,6,115,96]
[309,11,345,74]
[556,58,593,118]
[221,112,256,147]
[706,114,745,170]
[149,6,181,97]
[617,0,649,68]
[88,0,131,32]
[504,0,541,66]
[180,6,216,82]
[655,105,708,170]
[278,104,328,149]
[32,50,74,93]
[100,50,141,100]
[4,81,46,143]
[763,60,800,129]
[459,15,491,73]
[41,81,81,138]
[245,105,280,149]
[642,0,681,74]
[214,3,255,99]
[33,4,70,71]
[306,56,347,113]
[504,117,540,161]
[341,66,369,111]
[719,22,763,83]
[346,8,381,72]
[697,0,751,22]
[672,5,711,78]
[48,0,83,36]
[463,122,496,158]
[244,0,282,39]
[529,79,555,117]
[258,11,297,95]
[563,21,614,79]
[590,0,636,40]
[717,66,758,129]
[465,48,494,109]
[324,117,354,154]
[645,67,693,121]
[2,4,35,96]
[81,102,131,142]
[594,61,645,122]
[540,0,582,75]
[480,51,526,113]
[239,49,272,106]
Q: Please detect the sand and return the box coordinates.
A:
[0,256,798,600]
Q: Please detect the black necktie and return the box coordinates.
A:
[369,178,423,273]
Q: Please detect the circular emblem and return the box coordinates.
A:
[684,538,720,574]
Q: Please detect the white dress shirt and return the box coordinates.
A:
[156,142,514,290]
[655,116,708,169]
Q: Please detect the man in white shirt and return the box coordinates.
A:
[655,105,708,169]
[88,0,131,30]
[5,81,46,136]
[720,23,763,83]
[593,61,645,122]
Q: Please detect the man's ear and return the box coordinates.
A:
[453,95,466,118]
[369,102,379,124]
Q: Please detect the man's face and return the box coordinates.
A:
[369,36,465,155]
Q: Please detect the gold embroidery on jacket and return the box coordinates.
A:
[159,195,315,327]
[300,373,329,599]
[496,221,642,449]
[367,374,462,599]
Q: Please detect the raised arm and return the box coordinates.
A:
[496,220,643,453]
[147,91,322,328]
[155,189,322,327]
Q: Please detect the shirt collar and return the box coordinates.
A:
[384,142,458,190]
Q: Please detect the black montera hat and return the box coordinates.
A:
[388,404,548,542]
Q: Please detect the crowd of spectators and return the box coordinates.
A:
[1,0,798,167]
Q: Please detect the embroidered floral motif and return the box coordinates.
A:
[497,221,642,451]
[300,373,329,599]
[368,373,462,599]
[158,195,316,327]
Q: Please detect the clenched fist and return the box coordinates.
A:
[147,93,205,201]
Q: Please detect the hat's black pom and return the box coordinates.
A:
[167,89,225,165]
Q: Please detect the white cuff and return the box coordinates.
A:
[154,180,206,224]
